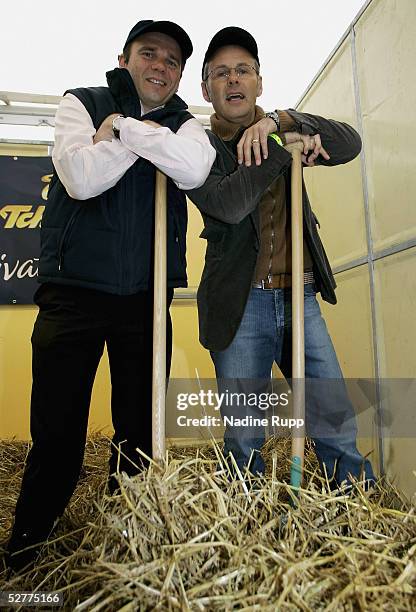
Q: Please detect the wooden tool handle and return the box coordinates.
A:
[286,143,306,490]
[152,170,167,463]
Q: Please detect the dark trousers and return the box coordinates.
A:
[12,283,173,535]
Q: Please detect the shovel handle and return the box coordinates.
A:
[152,170,167,463]
[284,141,306,490]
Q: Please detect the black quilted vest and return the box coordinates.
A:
[39,68,193,293]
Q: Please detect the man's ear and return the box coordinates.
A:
[256,75,263,98]
[118,53,127,68]
[201,81,211,102]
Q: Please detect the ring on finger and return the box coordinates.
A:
[252,138,260,144]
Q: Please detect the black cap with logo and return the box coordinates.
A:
[202,26,260,79]
[124,20,193,66]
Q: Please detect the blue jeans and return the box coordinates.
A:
[211,285,375,487]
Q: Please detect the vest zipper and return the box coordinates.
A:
[57,207,82,271]
[120,175,128,290]
[174,212,185,267]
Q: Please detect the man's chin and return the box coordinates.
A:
[220,105,253,124]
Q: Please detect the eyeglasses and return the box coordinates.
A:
[204,64,259,81]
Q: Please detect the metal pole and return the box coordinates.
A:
[285,142,306,489]
[350,25,384,475]
[152,170,167,463]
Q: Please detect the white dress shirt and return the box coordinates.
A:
[52,93,215,200]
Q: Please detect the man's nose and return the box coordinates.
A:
[151,58,166,72]
[227,68,240,83]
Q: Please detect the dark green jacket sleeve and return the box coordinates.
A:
[286,109,362,166]
[186,133,292,225]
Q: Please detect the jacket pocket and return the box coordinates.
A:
[200,225,227,260]
[57,206,83,271]
[174,214,186,267]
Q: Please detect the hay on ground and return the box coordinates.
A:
[0,435,415,611]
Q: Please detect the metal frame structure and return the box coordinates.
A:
[293,0,416,476]
[350,22,385,475]
[0,90,212,139]
[294,0,374,109]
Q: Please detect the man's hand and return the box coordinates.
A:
[93,113,121,144]
[237,117,276,167]
[285,131,330,166]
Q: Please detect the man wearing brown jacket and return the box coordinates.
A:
[186,26,375,487]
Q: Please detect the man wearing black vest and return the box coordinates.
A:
[186,27,376,488]
[6,19,215,571]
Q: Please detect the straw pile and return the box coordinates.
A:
[1,435,415,611]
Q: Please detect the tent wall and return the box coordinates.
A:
[297,0,416,497]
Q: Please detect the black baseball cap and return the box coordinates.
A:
[202,26,260,79]
[123,20,193,66]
